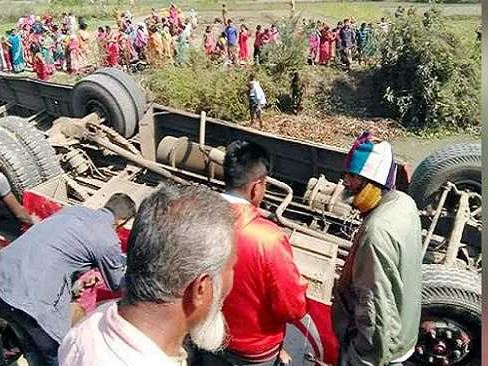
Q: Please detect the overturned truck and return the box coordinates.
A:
[0,70,481,366]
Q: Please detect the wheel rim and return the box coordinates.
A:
[414,317,474,365]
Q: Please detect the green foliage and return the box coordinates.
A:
[261,15,308,75]
[145,50,283,121]
[377,9,481,131]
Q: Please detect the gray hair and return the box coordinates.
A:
[124,184,235,304]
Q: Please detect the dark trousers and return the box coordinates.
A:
[0,298,59,366]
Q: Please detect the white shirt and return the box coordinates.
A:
[58,301,187,366]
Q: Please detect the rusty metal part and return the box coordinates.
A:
[422,181,482,266]
[62,149,91,176]
[157,136,225,180]
[422,184,451,258]
[87,132,188,185]
[444,185,475,266]
[303,175,354,218]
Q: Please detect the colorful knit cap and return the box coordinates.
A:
[344,132,397,190]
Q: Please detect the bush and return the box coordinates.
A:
[261,15,308,76]
[144,50,283,122]
[377,9,481,131]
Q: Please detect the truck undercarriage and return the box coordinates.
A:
[0,71,481,366]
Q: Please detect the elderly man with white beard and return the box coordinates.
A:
[58,185,237,366]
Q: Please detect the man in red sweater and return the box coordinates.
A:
[201,140,307,365]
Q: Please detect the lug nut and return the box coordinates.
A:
[441,359,449,366]
[416,346,424,356]
[429,330,437,339]
[428,356,435,364]
[453,350,462,359]
[445,330,453,339]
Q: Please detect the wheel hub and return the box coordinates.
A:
[415,319,472,365]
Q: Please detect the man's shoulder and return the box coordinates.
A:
[242,214,287,247]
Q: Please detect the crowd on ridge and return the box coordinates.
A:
[0,3,406,81]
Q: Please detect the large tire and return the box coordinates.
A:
[0,116,63,180]
[412,265,481,365]
[71,73,138,138]
[0,130,42,198]
[409,144,481,209]
[94,68,147,121]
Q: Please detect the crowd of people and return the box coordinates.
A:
[0,2,396,81]
[0,133,423,366]
[306,16,388,69]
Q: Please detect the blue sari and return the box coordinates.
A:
[8,34,25,72]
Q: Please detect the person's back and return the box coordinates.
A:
[0,206,124,342]
[216,140,307,365]
[222,201,306,358]
[225,22,238,46]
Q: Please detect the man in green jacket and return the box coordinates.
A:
[332,132,422,366]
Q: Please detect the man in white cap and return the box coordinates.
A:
[332,132,422,366]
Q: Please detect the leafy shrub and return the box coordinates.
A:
[144,50,283,122]
[377,9,481,131]
[261,15,308,76]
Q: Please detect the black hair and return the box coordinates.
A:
[224,140,271,190]
[30,43,40,54]
[104,193,137,222]
[79,22,87,31]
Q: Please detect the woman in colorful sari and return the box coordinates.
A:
[31,43,50,81]
[0,36,12,72]
[7,30,25,73]
[78,22,91,68]
[318,24,333,65]
[106,27,120,67]
[238,24,249,62]
[134,24,148,60]
[146,26,165,67]
[161,26,174,64]
[307,23,320,65]
[175,22,190,65]
[52,26,67,70]
[168,4,181,28]
[203,25,215,57]
[40,34,56,74]
[67,34,82,73]
[96,27,107,65]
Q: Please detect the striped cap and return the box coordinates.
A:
[344,132,397,190]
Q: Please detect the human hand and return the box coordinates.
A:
[72,273,102,298]
[278,349,292,365]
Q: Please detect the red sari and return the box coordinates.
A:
[106,32,120,67]
[33,52,49,81]
[203,32,216,56]
[238,30,249,61]
[319,27,333,65]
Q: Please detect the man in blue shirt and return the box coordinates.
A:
[224,19,238,63]
[0,193,136,366]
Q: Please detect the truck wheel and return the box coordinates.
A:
[94,68,147,121]
[409,144,481,210]
[0,116,63,180]
[0,130,42,198]
[412,265,481,365]
[71,73,138,138]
